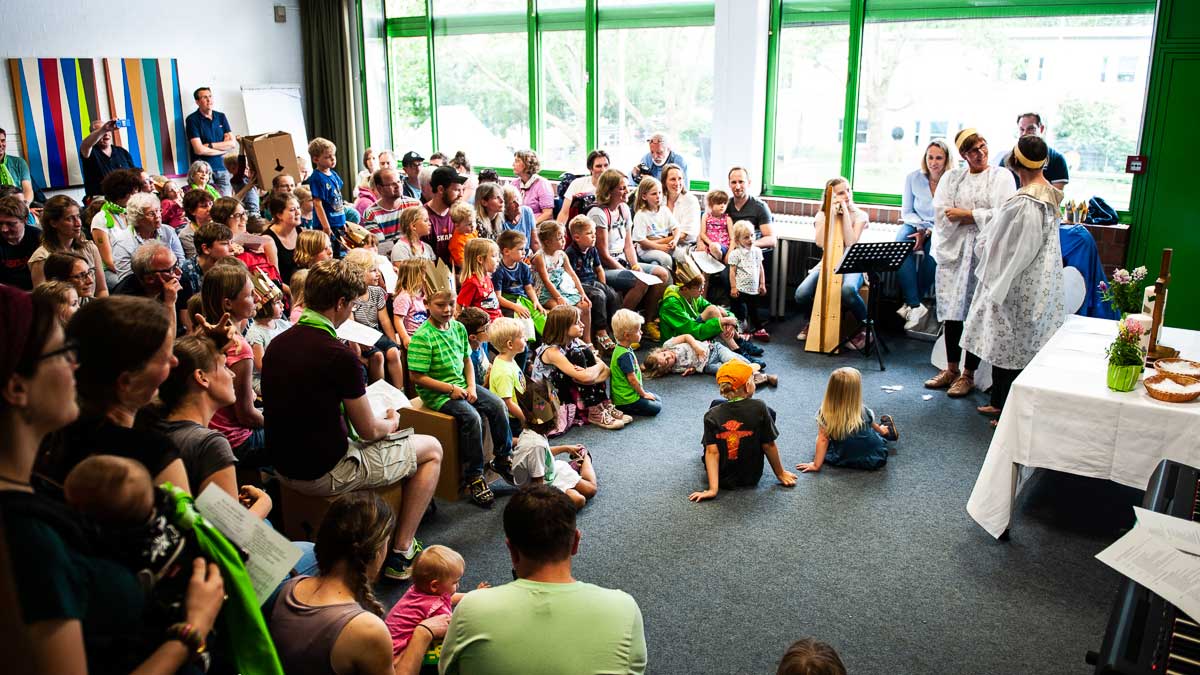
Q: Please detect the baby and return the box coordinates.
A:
[385,545,487,656]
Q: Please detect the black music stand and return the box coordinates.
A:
[833,241,912,370]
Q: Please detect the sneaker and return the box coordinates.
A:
[604,401,633,424]
[736,337,764,356]
[488,455,515,484]
[947,374,975,398]
[382,539,424,581]
[896,305,911,320]
[644,320,661,342]
[568,446,589,473]
[924,369,957,389]
[741,354,767,369]
[751,328,771,342]
[796,327,809,341]
[465,475,495,509]
[753,372,779,388]
[849,330,868,351]
[879,415,899,441]
[903,304,929,330]
[587,405,626,430]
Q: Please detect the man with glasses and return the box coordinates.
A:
[0,195,39,290]
[111,241,182,331]
[362,167,420,257]
[995,112,1069,189]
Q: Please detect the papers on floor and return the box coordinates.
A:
[630,270,662,286]
[691,250,726,274]
[922,394,933,401]
[1095,508,1200,622]
[881,385,903,394]
[195,485,302,605]
[337,320,383,346]
[365,378,411,419]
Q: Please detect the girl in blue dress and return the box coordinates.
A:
[797,367,899,472]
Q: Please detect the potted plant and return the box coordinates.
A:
[1098,266,1148,317]
[1105,316,1146,392]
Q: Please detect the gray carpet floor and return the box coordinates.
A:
[380,318,1140,674]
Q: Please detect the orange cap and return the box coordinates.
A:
[716,360,755,390]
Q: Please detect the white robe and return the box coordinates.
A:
[931,166,1016,322]
[960,184,1066,370]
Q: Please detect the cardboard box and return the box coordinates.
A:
[239,132,300,191]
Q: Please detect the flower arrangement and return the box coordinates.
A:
[1098,266,1148,315]
[1105,316,1146,391]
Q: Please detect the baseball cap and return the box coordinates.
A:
[715,360,754,391]
[401,151,424,166]
[430,165,468,190]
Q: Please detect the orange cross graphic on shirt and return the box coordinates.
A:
[716,420,754,460]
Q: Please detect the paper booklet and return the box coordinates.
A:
[630,270,663,286]
[1095,507,1200,622]
[378,258,398,294]
[336,320,383,346]
[366,378,411,419]
[691,250,726,274]
[195,484,303,605]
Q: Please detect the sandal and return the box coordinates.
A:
[595,333,617,352]
[569,446,589,473]
[976,405,1001,416]
[879,415,899,441]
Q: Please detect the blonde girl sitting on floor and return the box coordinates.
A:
[797,367,899,473]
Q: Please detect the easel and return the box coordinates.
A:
[831,241,912,370]
[1146,248,1178,364]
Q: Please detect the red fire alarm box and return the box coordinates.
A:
[1126,155,1148,174]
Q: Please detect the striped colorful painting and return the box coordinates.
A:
[6,58,190,190]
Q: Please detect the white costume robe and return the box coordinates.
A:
[931,166,1016,322]
[960,183,1066,370]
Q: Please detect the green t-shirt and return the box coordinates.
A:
[408,319,469,411]
[488,356,525,416]
[440,579,646,675]
[609,344,642,406]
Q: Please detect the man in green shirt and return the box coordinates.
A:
[439,486,647,674]
[0,128,34,204]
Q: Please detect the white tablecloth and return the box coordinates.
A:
[966,315,1200,538]
[768,219,900,316]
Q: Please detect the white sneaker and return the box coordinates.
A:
[904,304,929,330]
[605,401,633,424]
[896,305,911,320]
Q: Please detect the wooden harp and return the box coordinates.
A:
[1146,248,1178,363]
[805,186,845,353]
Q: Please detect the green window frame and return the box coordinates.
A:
[367,0,715,184]
[762,0,1155,218]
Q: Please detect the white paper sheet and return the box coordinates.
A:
[336,320,383,346]
[195,485,302,605]
[691,250,725,274]
[1096,523,1200,622]
[365,378,411,418]
[1135,506,1200,556]
[377,256,398,293]
[630,270,662,286]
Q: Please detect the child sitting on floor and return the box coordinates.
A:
[391,259,430,348]
[643,333,779,387]
[487,317,527,438]
[448,202,478,270]
[533,305,628,431]
[384,545,487,658]
[608,309,662,418]
[532,220,592,341]
[512,376,598,510]
[796,367,898,473]
[492,229,545,340]
[409,289,514,508]
[688,361,796,502]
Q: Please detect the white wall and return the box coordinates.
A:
[0,0,304,158]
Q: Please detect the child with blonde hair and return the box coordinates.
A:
[33,280,80,324]
[793,177,869,347]
[457,237,503,321]
[689,360,795,502]
[157,178,187,229]
[487,317,528,437]
[531,220,591,340]
[384,544,487,659]
[797,367,898,473]
[699,188,733,260]
[294,229,332,270]
[608,309,661,418]
[727,220,768,339]
[643,332,778,387]
[293,185,315,230]
[533,305,627,431]
[392,258,430,347]
[448,202,478,269]
[631,176,685,267]
[345,248,405,389]
[391,205,437,262]
[287,269,309,322]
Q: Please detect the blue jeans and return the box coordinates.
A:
[439,386,512,480]
[895,224,936,307]
[617,397,663,417]
[211,169,232,197]
[702,341,748,373]
[794,268,867,322]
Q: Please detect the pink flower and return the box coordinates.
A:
[1112,269,1131,284]
[1098,281,1108,292]
[1132,266,1148,281]
[1122,317,1145,337]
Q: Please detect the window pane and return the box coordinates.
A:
[388,37,433,154]
[598,26,714,181]
[541,30,587,172]
[434,33,530,168]
[599,0,705,6]
[363,0,391,152]
[853,14,1153,209]
[385,0,425,17]
[432,0,523,15]
[771,24,850,189]
[539,0,583,8]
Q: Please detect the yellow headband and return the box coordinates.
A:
[955,128,979,152]
[1012,143,1047,170]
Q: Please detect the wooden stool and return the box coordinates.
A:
[400,398,463,503]
[278,480,406,541]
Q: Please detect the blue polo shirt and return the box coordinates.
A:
[185,110,233,172]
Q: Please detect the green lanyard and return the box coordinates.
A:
[0,158,12,187]
[102,201,126,230]
[296,309,362,442]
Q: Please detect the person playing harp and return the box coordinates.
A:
[794,177,869,351]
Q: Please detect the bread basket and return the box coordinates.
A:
[1144,372,1200,403]
[1154,358,1200,381]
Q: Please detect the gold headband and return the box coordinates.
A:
[955,128,978,152]
[1012,143,1047,170]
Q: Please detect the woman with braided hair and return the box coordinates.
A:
[269,491,445,675]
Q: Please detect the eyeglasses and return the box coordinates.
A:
[964,142,988,158]
[37,340,80,366]
[67,268,95,282]
[150,263,182,277]
[234,211,248,219]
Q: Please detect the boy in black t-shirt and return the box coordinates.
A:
[689,360,796,502]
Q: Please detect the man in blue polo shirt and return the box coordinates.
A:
[185,87,237,197]
[996,112,1070,190]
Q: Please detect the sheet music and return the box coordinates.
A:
[1096,522,1200,622]
[365,378,411,418]
[336,320,383,346]
[195,485,302,605]
[690,250,725,274]
[1135,506,1200,556]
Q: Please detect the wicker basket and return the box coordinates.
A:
[1144,373,1200,403]
[1154,358,1200,381]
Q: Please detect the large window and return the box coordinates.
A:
[433,32,530,168]
[387,37,432,154]
[852,14,1153,209]
[541,30,588,171]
